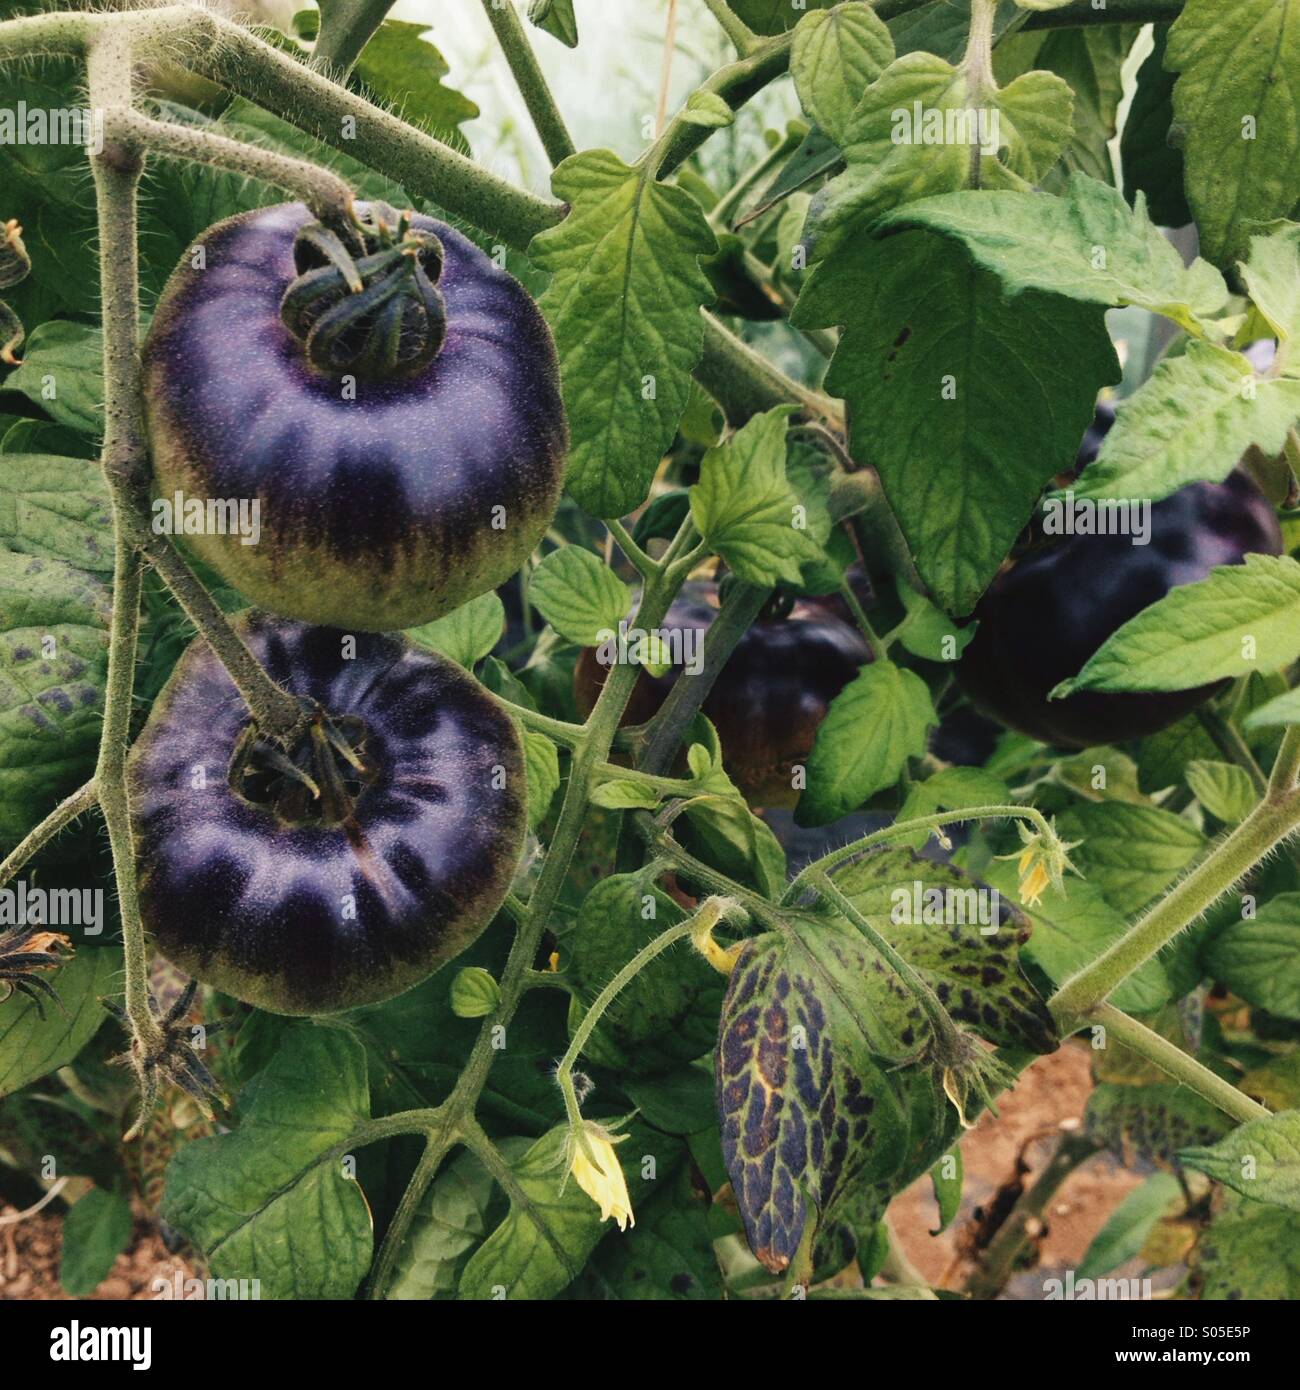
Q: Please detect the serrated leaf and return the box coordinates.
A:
[406,591,504,669]
[689,406,820,586]
[794,230,1118,614]
[715,920,912,1273]
[806,53,1073,250]
[531,150,717,518]
[798,659,934,825]
[0,946,116,1099]
[1185,759,1258,825]
[894,579,977,661]
[588,777,662,810]
[1119,25,1190,228]
[1066,340,1300,504]
[682,92,734,128]
[387,1148,498,1300]
[0,453,113,572]
[0,552,109,848]
[879,173,1229,332]
[528,546,631,647]
[1077,1172,1182,1282]
[3,321,104,437]
[1052,555,1300,697]
[1204,892,1300,1021]
[791,3,895,147]
[1057,801,1204,918]
[1182,1110,1300,1212]
[352,20,479,151]
[162,1027,373,1299]
[1197,1191,1300,1298]
[1241,221,1300,348]
[522,729,560,829]
[1167,0,1300,268]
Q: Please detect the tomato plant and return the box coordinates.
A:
[2,0,1300,1318]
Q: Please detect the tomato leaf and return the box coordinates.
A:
[1196,1192,1300,1299]
[798,658,935,825]
[3,322,104,438]
[791,4,895,148]
[1119,25,1190,227]
[1182,1110,1300,1213]
[1057,801,1205,918]
[0,452,113,573]
[795,230,1118,615]
[1185,759,1258,825]
[162,1027,374,1300]
[1086,1081,1232,1166]
[1052,555,1300,698]
[1204,893,1300,1021]
[1241,220,1300,349]
[528,0,578,49]
[1167,0,1300,267]
[528,545,632,647]
[59,1187,133,1297]
[531,150,717,518]
[387,1148,499,1300]
[1077,1172,1182,1282]
[406,591,505,669]
[0,946,115,1100]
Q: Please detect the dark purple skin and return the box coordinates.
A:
[128,615,526,1015]
[956,470,1284,749]
[142,203,567,632]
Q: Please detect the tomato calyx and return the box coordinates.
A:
[229,698,376,829]
[279,200,447,381]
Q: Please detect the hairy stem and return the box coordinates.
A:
[699,0,759,56]
[1049,795,1300,1022]
[0,781,98,890]
[480,0,576,167]
[1195,707,1267,799]
[1268,727,1300,799]
[1089,1003,1269,1126]
[311,0,398,76]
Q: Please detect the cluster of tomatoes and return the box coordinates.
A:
[134,200,1284,1019]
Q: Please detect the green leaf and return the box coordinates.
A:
[1197,1191,1300,1299]
[352,20,479,151]
[1077,1172,1182,1281]
[888,0,1026,63]
[1204,892,1300,1021]
[689,406,820,586]
[894,765,1010,849]
[795,231,1118,614]
[0,552,110,849]
[729,0,834,36]
[459,1120,683,1299]
[879,173,1229,332]
[791,3,895,146]
[682,92,734,128]
[1185,759,1259,825]
[1052,555,1300,698]
[1119,25,1190,228]
[531,150,717,518]
[624,1064,716,1136]
[1067,340,1300,504]
[715,920,912,1273]
[59,1188,133,1297]
[528,0,578,48]
[1167,0,1300,267]
[3,321,104,437]
[0,453,113,572]
[528,546,632,647]
[1244,687,1300,730]
[1057,801,1204,918]
[588,777,663,810]
[0,946,116,1099]
[829,848,1059,1053]
[807,53,1073,249]
[450,966,501,1020]
[1241,220,1300,348]
[894,579,977,661]
[798,659,934,825]
[1086,1080,1232,1166]
[162,1027,374,1299]
[561,872,724,1077]
[406,591,504,668]
[387,1148,499,1300]
[930,1149,963,1234]
[522,729,560,830]
[1182,1110,1300,1213]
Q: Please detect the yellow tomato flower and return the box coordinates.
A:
[570,1123,635,1231]
[997,818,1081,907]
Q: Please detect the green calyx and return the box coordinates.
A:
[279,201,447,381]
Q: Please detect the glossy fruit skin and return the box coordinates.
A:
[142,203,566,631]
[128,614,525,1015]
[574,585,871,807]
[956,471,1284,749]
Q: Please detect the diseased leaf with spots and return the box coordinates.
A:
[1196,1192,1300,1299]
[531,150,717,518]
[1086,1081,1232,1166]
[0,453,113,573]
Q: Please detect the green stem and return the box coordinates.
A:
[311,0,398,76]
[1089,1003,1269,1126]
[1049,795,1300,1022]
[1195,707,1267,799]
[697,313,839,425]
[605,517,657,580]
[784,804,1055,904]
[637,819,786,930]
[699,0,760,56]
[0,781,97,889]
[1268,727,1300,799]
[838,574,885,662]
[480,0,576,167]
[711,124,804,231]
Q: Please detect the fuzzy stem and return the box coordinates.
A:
[483,691,586,748]
[1049,796,1300,1022]
[699,0,759,56]
[1268,727,1300,799]
[1195,707,1268,799]
[1089,1003,1269,1126]
[311,0,398,76]
[605,517,657,580]
[481,0,576,167]
[0,781,98,890]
